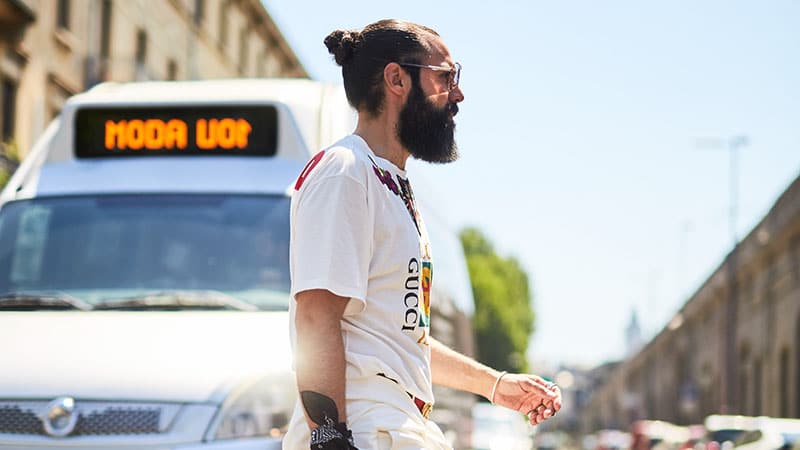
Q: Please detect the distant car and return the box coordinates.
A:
[704,415,766,447]
[471,402,534,450]
[630,419,689,450]
[730,417,800,450]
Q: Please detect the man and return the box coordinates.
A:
[285,19,561,450]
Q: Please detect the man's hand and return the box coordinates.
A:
[429,339,563,425]
[492,373,562,426]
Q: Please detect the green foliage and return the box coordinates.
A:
[460,227,534,373]
[0,140,20,190]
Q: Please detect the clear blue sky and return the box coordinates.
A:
[263,0,800,367]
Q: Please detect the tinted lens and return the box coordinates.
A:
[451,63,461,88]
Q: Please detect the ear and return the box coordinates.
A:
[383,62,409,98]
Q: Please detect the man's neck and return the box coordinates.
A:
[354,114,409,170]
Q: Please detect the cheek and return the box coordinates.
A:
[428,92,450,108]
[421,76,449,97]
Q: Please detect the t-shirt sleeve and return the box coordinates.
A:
[290,174,371,315]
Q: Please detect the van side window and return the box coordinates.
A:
[10,206,51,285]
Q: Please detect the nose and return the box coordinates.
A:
[449,84,464,103]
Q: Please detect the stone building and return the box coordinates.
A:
[0,0,307,158]
[583,173,800,431]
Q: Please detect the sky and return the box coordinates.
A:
[262,0,800,367]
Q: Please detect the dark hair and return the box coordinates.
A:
[324,19,439,116]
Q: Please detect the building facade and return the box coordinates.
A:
[582,174,800,431]
[0,0,307,158]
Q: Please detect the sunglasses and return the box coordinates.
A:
[398,62,462,90]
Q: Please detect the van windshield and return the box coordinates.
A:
[0,194,290,311]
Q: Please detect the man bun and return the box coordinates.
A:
[326,20,437,116]
[324,29,360,66]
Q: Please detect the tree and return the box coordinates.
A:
[460,227,534,373]
[0,140,20,189]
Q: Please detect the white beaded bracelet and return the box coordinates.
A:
[490,371,508,404]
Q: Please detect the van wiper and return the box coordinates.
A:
[0,292,93,311]
[93,290,258,311]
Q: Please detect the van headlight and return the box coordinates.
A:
[206,374,297,441]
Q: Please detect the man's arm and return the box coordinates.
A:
[430,337,498,397]
[430,337,561,425]
[294,289,350,428]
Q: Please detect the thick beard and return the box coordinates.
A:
[396,80,459,164]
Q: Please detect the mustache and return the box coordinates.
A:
[447,103,459,117]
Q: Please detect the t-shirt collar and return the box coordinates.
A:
[349,134,408,178]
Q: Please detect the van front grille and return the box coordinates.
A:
[0,401,181,436]
[72,407,161,435]
[0,405,41,434]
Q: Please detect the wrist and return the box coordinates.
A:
[489,371,508,404]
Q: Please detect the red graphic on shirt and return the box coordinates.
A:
[294,151,325,190]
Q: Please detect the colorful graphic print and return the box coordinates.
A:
[371,161,399,194]
[397,177,421,234]
[420,260,433,328]
[368,156,421,235]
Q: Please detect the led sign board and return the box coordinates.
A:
[74,105,278,157]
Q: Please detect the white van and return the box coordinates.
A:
[0,79,354,449]
[0,78,476,449]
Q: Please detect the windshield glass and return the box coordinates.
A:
[0,194,290,310]
[711,430,744,444]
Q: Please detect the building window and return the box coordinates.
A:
[238,28,249,75]
[136,30,147,65]
[100,0,112,59]
[780,348,789,417]
[753,358,762,415]
[135,29,147,79]
[218,0,230,49]
[796,318,800,417]
[194,0,204,24]
[167,60,178,81]
[1,79,17,141]
[91,0,113,83]
[57,0,70,30]
[793,237,800,287]
[739,344,749,414]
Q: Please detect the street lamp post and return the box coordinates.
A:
[696,135,749,246]
[726,135,749,246]
[696,134,749,414]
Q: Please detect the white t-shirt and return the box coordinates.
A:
[289,134,435,405]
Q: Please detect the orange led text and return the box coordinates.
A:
[104,119,188,150]
[104,118,253,151]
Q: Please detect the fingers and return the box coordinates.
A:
[524,385,562,426]
[523,376,560,400]
[499,373,563,426]
[542,395,562,414]
[551,392,563,413]
[526,401,554,425]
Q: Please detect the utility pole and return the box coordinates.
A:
[696,135,749,245]
[696,135,749,414]
[726,136,749,246]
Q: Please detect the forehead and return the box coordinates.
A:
[421,34,454,66]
